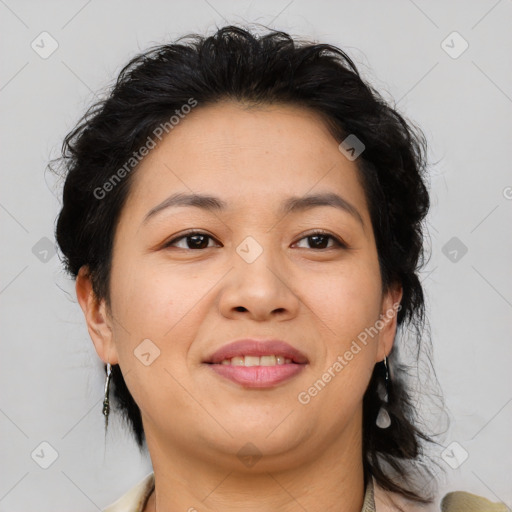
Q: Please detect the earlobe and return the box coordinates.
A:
[75,266,119,365]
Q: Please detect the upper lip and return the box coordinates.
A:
[204,339,309,364]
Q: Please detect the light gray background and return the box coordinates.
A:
[1,1,511,510]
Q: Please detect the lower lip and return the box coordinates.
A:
[206,363,306,388]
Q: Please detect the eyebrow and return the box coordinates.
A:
[142,191,365,228]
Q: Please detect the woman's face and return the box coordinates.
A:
[79,101,401,471]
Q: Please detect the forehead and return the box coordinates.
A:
[121,101,369,225]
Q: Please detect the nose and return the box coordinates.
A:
[217,241,301,322]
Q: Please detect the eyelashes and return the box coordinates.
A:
[163,231,218,250]
[162,230,348,251]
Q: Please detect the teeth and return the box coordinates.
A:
[261,355,277,366]
[219,355,293,366]
[244,356,260,366]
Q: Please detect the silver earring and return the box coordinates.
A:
[376,356,391,429]
[102,362,112,429]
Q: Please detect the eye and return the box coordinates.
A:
[162,230,347,251]
[293,230,347,250]
[163,231,221,250]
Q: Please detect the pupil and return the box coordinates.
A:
[189,235,208,249]
[310,235,328,249]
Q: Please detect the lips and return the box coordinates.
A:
[204,339,309,365]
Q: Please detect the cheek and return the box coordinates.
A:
[109,257,220,353]
[304,257,382,339]
[299,255,382,402]
[110,262,171,333]
[107,261,206,414]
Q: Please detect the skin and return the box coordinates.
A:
[76,101,402,512]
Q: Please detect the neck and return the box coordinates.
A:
[142,414,366,512]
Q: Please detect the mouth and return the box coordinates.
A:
[207,354,302,366]
[203,339,308,388]
[203,339,309,365]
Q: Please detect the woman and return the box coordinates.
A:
[53,25,503,512]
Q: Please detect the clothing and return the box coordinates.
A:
[102,471,508,512]
[103,472,154,512]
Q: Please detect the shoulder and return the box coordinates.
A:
[102,472,155,512]
[440,490,509,511]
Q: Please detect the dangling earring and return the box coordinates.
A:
[376,356,391,429]
[102,362,112,429]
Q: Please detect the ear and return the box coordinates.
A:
[75,266,119,365]
[375,282,403,363]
